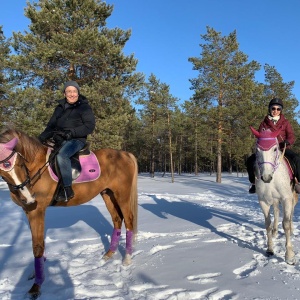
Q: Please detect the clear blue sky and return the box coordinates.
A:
[1,0,300,106]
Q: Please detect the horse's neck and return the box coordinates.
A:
[17,139,47,167]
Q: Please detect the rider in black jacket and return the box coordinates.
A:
[38,81,95,202]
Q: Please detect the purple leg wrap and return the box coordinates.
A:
[126,230,134,255]
[109,228,121,252]
[34,256,45,286]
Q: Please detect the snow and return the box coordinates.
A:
[1,173,300,299]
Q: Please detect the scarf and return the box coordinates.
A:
[268,115,280,124]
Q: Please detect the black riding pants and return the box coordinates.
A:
[246,153,256,184]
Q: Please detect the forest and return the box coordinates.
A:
[1,0,300,183]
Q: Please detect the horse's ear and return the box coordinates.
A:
[250,126,260,138]
[4,137,18,150]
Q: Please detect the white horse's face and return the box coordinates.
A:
[256,141,280,183]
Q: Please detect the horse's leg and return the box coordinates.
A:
[259,200,274,256]
[282,200,296,264]
[25,209,46,297]
[101,192,123,261]
[272,201,279,237]
[291,193,299,234]
[118,197,136,266]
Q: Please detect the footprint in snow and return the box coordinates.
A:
[187,272,221,284]
[233,253,268,279]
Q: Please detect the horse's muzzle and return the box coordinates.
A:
[20,193,36,205]
[261,175,272,183]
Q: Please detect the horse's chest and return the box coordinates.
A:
[257,183,291,203]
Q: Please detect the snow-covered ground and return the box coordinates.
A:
[1,173,300,300]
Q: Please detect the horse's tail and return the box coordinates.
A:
[129,152,138,239]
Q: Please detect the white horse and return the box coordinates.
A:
[250,126,298,264]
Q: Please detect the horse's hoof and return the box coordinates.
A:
[266,250,274,257]
[102,249,115,261]
[122,254,132,266]
[286,256,297,265]
[102,254,110,262]
[25,283,41,299]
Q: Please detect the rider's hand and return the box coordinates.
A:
[52,133,65,145]
[38,131,53,144]
[62,130,72,140]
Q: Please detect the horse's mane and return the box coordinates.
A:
[0,127,43,162]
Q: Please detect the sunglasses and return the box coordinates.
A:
[271,106,282,111]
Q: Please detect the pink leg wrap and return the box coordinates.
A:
[126,230,134,255]
[109,228,121,252]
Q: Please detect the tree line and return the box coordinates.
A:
[1,0,299,183]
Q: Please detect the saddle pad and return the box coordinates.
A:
[47,148,101,183]
[284,156,294,180]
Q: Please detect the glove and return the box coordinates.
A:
[52,133,65,145]
[62,130,73,140]
[38,131,53,143]
[52,130,73,145]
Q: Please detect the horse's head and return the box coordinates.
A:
[0,128,37,205]
[250,126,281,183]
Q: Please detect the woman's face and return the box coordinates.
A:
[270,105,282,117]
[64,86,79,104]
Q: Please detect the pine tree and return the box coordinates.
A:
[0,26,12,127]
[8,0,144,149]
[188,26,260,182]
[136,74,178,178]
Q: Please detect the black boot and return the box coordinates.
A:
[249,184,256,194]
[57,186,74,202]
[295,183,300,194]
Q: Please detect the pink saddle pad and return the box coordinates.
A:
[284,157,294,181]
[47,149,101,183]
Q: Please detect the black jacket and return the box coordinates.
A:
[41,95,95,143]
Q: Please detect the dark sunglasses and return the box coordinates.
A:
[271,106,282,111]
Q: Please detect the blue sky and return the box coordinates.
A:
[1,0,300,105]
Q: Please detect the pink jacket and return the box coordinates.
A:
[258,114,295,149]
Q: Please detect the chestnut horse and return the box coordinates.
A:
[250,126,298,264]
[0,127,138,299]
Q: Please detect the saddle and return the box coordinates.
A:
[47,143,101,184]
[47,143,101,206]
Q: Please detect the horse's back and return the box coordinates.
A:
[92,148,137,185]
[93,148,137,168]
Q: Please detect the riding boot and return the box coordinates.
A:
[295,184,300,194]
[294,179,300,194]
[57,186,74,202]
[249,184,256,194]
[246,154,256,194]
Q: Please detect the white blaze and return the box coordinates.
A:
[8,168,35,204]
